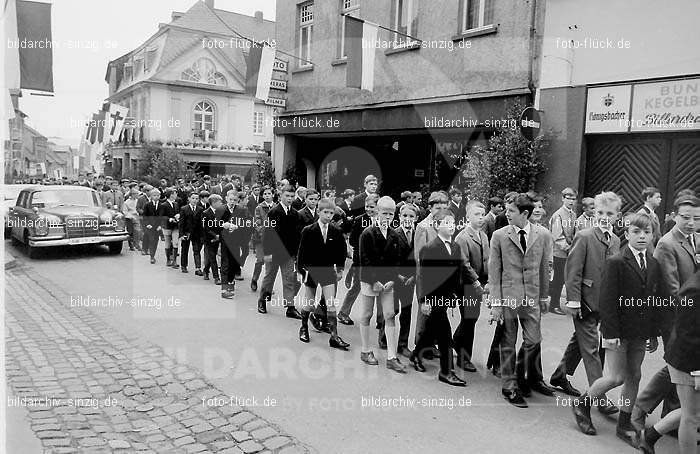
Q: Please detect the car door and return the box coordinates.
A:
[10,190,28,240]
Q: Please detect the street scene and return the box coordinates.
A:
[3,0,700,454]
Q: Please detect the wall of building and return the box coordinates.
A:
[276,0,543,113]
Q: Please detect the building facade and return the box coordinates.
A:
[104,0,276,180]
[273,0,545,195]
[537,0,700,215]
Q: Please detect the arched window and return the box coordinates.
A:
[181,58,227,86]
[193,100,215,140]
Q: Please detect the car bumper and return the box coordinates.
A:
[28,233,129,247]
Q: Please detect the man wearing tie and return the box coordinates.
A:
[179,192,204,275]
[216,189,251,299]
[393,203,417,358]
[633,194,699,429]
[637,187,663,252]
[488,193,552,406]
[142,189,163,264]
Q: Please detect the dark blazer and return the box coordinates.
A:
[394,226,416,280]
[201,206,220,243]
[448,201,466,227]
[158,200,180,231]
[665,271,700,372]
[565,227,620,314]
[599,247,666,340]
[418,236,462,306]
[179,203,204,239]
[298,206,318,227]
[296,222,346,283]
[216,204,252,246]
[291,196,305,211]
[494,213,509,230]
[142,200,162,229]
[262,203,302,262]
[359,226,401,285]
[349,191,371,218]
[349,213,373,264]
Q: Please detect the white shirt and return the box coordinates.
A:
[438,234,452,255]
[629,244,647,269]
[317,220,328,241]
[516,221,531,248]
[281,204,289,215]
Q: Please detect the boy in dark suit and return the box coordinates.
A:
[349,174,378,218]
[159,188,180,268]
[573,213,666,445]
[142,189,163,264]
[483,196,504,242]
[201,194,223,284]
[296,198,349,350]
[258,184,303,319]
[217,189,251,299]
[298,189,319,226]
[358,196,404,373]
[448,187,466,229]
[179,192,204,274]
[410,211,465,385]
[251,186,275,291]
[393,203,417,358]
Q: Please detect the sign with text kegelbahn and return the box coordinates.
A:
[630,78,700,132]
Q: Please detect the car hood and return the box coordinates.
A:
[39,206,106,218]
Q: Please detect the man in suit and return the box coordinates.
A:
[291,186,306,211]
[632,194,699,429]
[251,186,275,292]
[158,189,180,268]
[247,184,261,215]
[179,192,204,275]
[337,189,355,220]
[549,187,579,315]
[142,189,163,264]
[410,211,466,386]
[258,184,303,319]
[296,198,349,350]
[488,193,552,407]
[349,174,378,218]
[483,196,504,242]
[549,192,622,415]
[393,203,417,358]
[298,189,319,226]
[102,179,125,212]
[494,192,518,231]
[448,187,466,229]
[216,189,252,299]
[454,201,489,373]
[637,186,663,252]
[137,185,153,255]
[199,175,212,194]
[337,194,379,325]
[201,194,222,285]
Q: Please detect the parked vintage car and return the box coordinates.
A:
[7,185,129,258]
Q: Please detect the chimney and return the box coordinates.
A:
[254,11,263,21]
[171,11,184,21]
[204,0,214,9]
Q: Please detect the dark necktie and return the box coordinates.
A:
[519,230,527,252]
[639,252,646,273]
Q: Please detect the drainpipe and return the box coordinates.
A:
[527,0,538,104]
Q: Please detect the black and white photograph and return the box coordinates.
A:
[2,0,700,453]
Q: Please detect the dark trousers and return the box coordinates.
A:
[517,343,543,385]
[220,242,239,286]
[145,228,160,258]
[395,282,415,349]
[414,307,453,375]
[180,236,202,269]
[203,241,220,280]
[141,223,151,252]
[453,298,481,363]
[487,324,503,372]
[549,256,567,307]
[339,265,361,317]
[553,311,604,386]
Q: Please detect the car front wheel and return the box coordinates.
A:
[108,241,123,255]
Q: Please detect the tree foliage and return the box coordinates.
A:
[136,143,198,186]
[252,153,276,188]
[461,102,550,202]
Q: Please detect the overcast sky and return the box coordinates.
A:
[18,0,276,146]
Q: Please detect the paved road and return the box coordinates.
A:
[5,241,682,453]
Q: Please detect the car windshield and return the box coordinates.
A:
[30,190,100,208]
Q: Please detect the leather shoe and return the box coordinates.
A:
[550,375,581,397]
[518,379,532,398]
[572,396,596,435]
[387,358,407,374]
[257,300,267,314]
[309,313,324,332]
[549,307,565,315]
[598,399,619,416]
[397,346,413,358]
[286,307,303,320]
[250,280,258,292]
[616,424,639,448]
[234,273,244,281]
[439,372,466,387]
[181,267,188,273]
[530,380,555,397]
[337,313,354,325]
[457,359,477,373]
[299,326,310,343]
[221,290,234,299]
[214,278,221,285]
[361,351,378,366]
[409,355,426,372]
[637,429,656,454]
[329,336,350,350]
[502,389,528,408]
[150,258,156,264]
[194,269,203,276]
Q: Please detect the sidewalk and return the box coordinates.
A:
[4,264,313,454]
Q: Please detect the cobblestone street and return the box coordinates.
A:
[5,264,312,454]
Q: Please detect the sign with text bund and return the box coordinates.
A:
[631,79,700,132]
